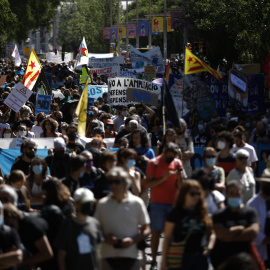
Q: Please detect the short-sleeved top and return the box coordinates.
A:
[205,190,225,215]
[216,153,236,176]
[11,159,31,175]
[55,217,102,270]
[94,191,150,259]
[113,117,125,133]
[167,207,207,253]
[146,156,183,204]
[211,206,259,267]
[230,143,258,166]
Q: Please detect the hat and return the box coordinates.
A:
[54,137,66,150]
[129,106,136,114]
[73,188,96,203]
[256,168,270,183]
[235,149,249,158]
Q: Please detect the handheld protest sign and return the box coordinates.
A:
[144,65,156,81]
[126,88,159,106]
[36,94,51,115]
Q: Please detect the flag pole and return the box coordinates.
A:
[162,76,166,136]
[182,48,186,118]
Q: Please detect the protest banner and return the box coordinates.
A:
[87,98,95,112]
[88,56,124,68]
[88,53,113,58]
[103,30,110,39]
[119,67,145,79]
[4,82,32,113]
[0,138,54,149]
[85,85,108,100]
[47,52,73,63]
[138,21,149,36]
[144,65,156,81]
[89,66,119,78]
[126,88,159,106]
[108,77,161,104]
[127,24,136,38]
[36,94,52,114]
[118,27,126,38]
[0,75,7,87]
[129,45,164,72]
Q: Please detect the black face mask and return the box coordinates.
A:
[262,185,270,197]
[68,132,76,140]
[165,157,174,164]
[80,203,95,216]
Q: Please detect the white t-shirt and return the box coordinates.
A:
[205,190,225,215]
[0,122,10,137]
[94,191,150,259]
[230,143,258,167]
[31,125,43,138]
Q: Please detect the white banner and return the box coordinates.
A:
[4,82,32,113]
[108,77,161,104]
[47,52,73,63]
[0,138,54,149]
[88,56,124,68]
[89,67,119,78]
[89,53,114,58]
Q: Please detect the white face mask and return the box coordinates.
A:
[3,133,11,138]
[18,130,27,137]
[217,140,226,150]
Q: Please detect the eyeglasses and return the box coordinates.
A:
[238,156,248,160]
[189,191,201,197]
[108,180,124,185]
[205,155,215,158]
[88,112,95,115]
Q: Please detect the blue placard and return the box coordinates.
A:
[35,94,52,115]
[87,98,95,112]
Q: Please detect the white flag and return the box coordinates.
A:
[12,44,22,67]
[75,37,88,67]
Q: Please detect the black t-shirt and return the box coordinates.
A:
[211,206,259,267]
[167,207,207,253]
[62,176,80,196]
[79,167,102,191]
[114,128,129,145]
[92,172,110,199]
[11,159,31,175]
[55,217,103,270]
[66,142,84,154]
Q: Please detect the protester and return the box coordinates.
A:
[40,117,60,138]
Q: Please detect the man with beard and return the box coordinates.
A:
[145,143,183,270]
[45,137,72,179]
[11,140,37,175]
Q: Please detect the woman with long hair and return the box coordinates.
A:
[161,180,215,270]
[40,117,60,138]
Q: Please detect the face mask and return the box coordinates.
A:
[198,124,204,132]
[3,133,11,138]
[26,152,35,159]
[86,160,93,170]
[135,144,141,148]
[262,185,270,197]
[80,202,94,216]
[165,157,174,164]
[121,111,127,117]
[32,165,43,175]
[217,141,226,150]
[68,132,77,140]
[227,198,242,208]
[45,125,51,130]
[206,158,216,167]
[126,159,136,169]
[18,130,26,136]
[80,171,85,178]
[0,216,3,227]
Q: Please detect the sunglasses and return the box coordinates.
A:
[238,156,248,160]
[27,147,37,151]
[189,191,201,197]
[88,112,95,115]
[205,155,215,158]
[108,180,124,185]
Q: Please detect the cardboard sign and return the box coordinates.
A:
[4,82,32,113]
[88,56,124,68]
[126,88,159,106]
[144,65,156,81]
[36,94,52,114]
[0,75,7,87]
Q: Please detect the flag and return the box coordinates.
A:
[75,79,89,136]
[36,69,51,95]
[21,48,41,90]
[184,48,222,80]
[166,62,172,81]
[262,53,270,90]
[75,37,88,67]
[12,44,21,67]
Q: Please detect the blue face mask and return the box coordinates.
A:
[206,158,216,167]
[126,159,136,169]
[32,165,43,175]
[227,198,242,208]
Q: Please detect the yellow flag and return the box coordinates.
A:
[22,48,41,90]
[75,79,89,137]
[184,48,222,80]
[152,17,163,32]
[118,27,126,38]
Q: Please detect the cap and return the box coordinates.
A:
[128,106,136,114]
[73,188,96,203]
[235,149,249,158]
[256,168,270,183]
[54,137,66,150]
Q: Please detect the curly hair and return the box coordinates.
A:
[41,117,58,133]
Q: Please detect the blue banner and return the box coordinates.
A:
[138,21,149,36]
[110,28,118,40]
[81,85,108,100]
[35,94,51,115]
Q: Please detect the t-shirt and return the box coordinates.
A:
[205,190,225,215]
[230,143,258,167]
[67,141,84,154]
[55,217,102,270]
[167,207,207,253]
[113,117,125,133]
[31,125,43,138]
[62,176,80,196]
[146,156,183,204]
[211,206,259,267]
[11,159,31,175]
[216,153,236,176]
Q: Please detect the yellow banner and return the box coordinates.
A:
[118,27,126,38]
[167,17,173,32]
[152,17,163,32]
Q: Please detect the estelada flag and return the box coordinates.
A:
[22,48,41,90]
[75,36,88,67]
[184,48,222,80]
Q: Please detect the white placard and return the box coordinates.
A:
[88,53,114,59]
[4,82,32,113]
[231,73,246,92]
[89,66,119,78]
[88,56,124,68]
[0,138,54,149]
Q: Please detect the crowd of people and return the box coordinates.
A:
[0,56,270,270]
